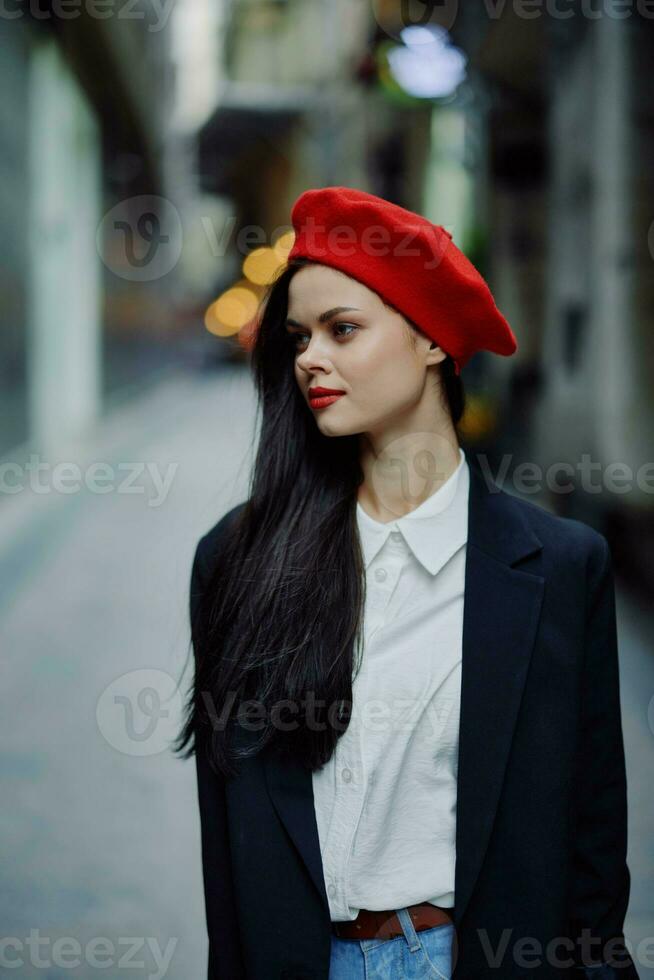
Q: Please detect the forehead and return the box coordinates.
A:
[287,264,379,314]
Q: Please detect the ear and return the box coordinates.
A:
[427,340,447,364]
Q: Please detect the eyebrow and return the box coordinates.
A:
[285,306,362,329]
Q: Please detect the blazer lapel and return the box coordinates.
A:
[263,744,331,913]
[452,458,544,926]
[263,455,545,924]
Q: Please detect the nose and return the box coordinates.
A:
[295,335,332,374]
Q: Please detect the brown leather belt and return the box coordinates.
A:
[332,903,453,941]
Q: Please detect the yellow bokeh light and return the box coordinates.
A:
[204,301,232,337]
[232,277,265,298]
[204,286,260,337]
[243,246,284,286]
[272,230,295,262]
[457,394,497,441]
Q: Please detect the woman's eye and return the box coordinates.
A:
[334,322,358,339]
[290,323,358,350]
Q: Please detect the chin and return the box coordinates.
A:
[316,416,357,438]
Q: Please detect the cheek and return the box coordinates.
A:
[350,341,417,396]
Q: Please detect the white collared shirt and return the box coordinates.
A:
[312,447,469,921]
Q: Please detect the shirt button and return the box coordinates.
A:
[342,767,352,782]
[327,883,336,898]
[374,567,387,582]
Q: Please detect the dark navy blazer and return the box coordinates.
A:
[190,454,639,980]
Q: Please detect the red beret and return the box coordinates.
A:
[287,186,517,375]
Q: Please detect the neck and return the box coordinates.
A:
[357,425,461,523]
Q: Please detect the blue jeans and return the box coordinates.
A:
[329,907,454,979]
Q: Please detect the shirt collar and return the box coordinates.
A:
[356,447,469,576]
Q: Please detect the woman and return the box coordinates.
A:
[176,187,638,980]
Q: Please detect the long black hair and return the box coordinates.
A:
[174,257,465,778]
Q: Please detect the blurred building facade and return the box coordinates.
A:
[0,2,174,462]
[3,0,651,596]
[444,5,654,592]
[194,0,440,298]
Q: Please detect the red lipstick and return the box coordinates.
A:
[308,386,346,409]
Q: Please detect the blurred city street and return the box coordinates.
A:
[0,365,652,978]
[1,0,652,975]
[0,365,256,979]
